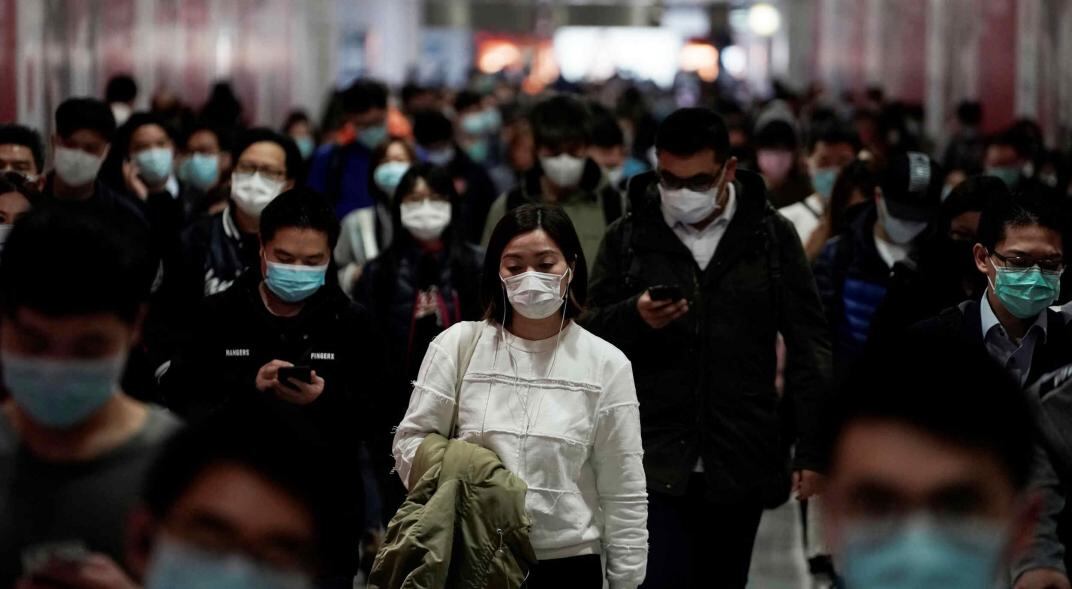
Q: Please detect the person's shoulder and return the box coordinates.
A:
[0,409,16,456]
[571,322,630,368]
[138,405,184,446]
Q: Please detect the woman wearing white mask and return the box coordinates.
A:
[392,204,648,589]
[336,138,417,296]
[357,164,483,517]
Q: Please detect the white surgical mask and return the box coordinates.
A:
[605,165,625,186]
[425,146,456,166]
[231,172,285,218]
[877,197,928,245]
[0,224,12,252]
[500,269,571,320]
[401,199,452,241]
[540,154,586,188]
[659,167,726,225]
[54,146,104,187]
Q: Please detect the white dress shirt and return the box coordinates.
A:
[662,183,739,271]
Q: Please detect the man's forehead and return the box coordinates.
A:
[0,144,33,159]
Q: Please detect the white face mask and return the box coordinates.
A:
[540,154,586,188]
[54,146,104,187]
[605,165,625,186]
[877,196,928,245]
[659,167,726,225]
[401,199,451,241]
[231,172,285,218]
[500,269,571,320]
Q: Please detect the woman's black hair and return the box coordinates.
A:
[829,158,880,235]
[481,204,588,324]
[0,172,42,208]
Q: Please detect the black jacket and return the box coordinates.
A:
[911,299,1072,388]
[581,170,832,505]
[446,148,499,245]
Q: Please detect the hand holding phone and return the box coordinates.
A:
[648,284,684,302]
[278,365,313,388]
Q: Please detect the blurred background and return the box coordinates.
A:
[1,0,1070,152]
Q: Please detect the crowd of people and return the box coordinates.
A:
[0,67,1070,589]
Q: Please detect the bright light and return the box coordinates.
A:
[553,27,682,88]
[748,3,782,37]
[478,41,521,74]
[721,44,747,79]
[679,42,719,82]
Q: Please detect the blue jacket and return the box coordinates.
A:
[308,143,374,219]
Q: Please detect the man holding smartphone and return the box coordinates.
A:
[582,108,832,589]
[161,187,384,582]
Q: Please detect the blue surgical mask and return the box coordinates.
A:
[179,153,220,191]
[483,108,502,134]
[265,261,328,303]
[460,113,487,136]
[135,147,174,186]
[145,536,312,589]
[989,259,1062,319]
[1,350,126,429]
[373,161,411,196]
[356,124,387,150]
[839,517,1006,589]
[294,136,315,160]
[986,166,1022,189]
[424,146,456,166]
[811,167,839,201]
[465,139,490,163]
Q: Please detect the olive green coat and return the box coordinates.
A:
[368,433,537,589]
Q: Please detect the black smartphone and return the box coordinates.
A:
[648,284,684,302]
[278,366,313,387]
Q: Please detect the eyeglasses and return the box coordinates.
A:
[234,162,287,182]
[657,168,723,192]
[991,251,1064,273]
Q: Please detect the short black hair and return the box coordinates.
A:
[0,124,46,171]
[282,110,311,134]
[0,207,151,323]
[400,83,429,106]
[942,175,1008,225]
[340,79,388,115]
[956,101,983,127]
[232,127,303,180]
[260,187,340,250]
[482,204,588,323]
[180,120,227,152]
[453,90,483,113]
[142,400,359,575]
[976,185,1066,253]
[412,110,455,147]
[830,334,1034,490]
[655,107,731,162]
[529,94,593,150]
[119,112,175,153]
[105,74,138,103]
[754,119,799,151]
[988,128,1030,159]
[55,97,116,141]
[807,123,861,154]
[589,102,625,149]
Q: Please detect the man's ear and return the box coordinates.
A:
[129,304,150,347]
[284,179,296,191]
[124,506,158,582]
[974,243,992,276]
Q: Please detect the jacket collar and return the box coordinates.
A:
[520,157,605,204]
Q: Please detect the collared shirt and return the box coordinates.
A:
[164,174,180,199]
[980,291,1048,387]
[663,183,738,271]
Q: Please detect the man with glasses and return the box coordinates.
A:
[582,107,832,588]
[913,187,1070,388]
[172,128,300,300]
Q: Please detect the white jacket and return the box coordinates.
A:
[393,320,648,589]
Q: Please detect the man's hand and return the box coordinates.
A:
[274,370,325,406]
[17,554,140,589]
[256,360,326,406]
[122,160,149,202]
[637,291,689,330]
[1016,569,1072,589]
[794,469,826,501]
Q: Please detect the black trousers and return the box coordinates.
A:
[525,554,604,589]
[641,474,765,589]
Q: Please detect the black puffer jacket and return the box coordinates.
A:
[581,170,832,505]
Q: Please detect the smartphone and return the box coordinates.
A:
[278,366,313,388]
[648,284,684,302]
